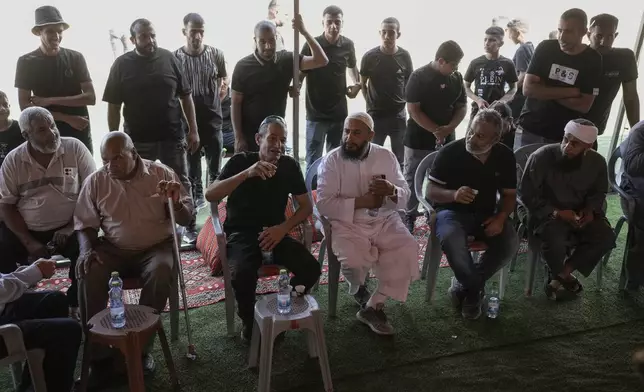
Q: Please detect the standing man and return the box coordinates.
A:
[515,8,602,149]
[174,13,227,210]
[586,14,640,139]
[103,18,200,240]
[360,17,413,167]
[231,15,328,153]
[505,18,534,119]
[463,26,517,122]
[301,5,361,167]
[267,0,287,51]
[15,5,96,154]
[403,41,468,232]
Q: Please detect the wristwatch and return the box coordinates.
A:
[389,187,398,199]
[549,209,559,219]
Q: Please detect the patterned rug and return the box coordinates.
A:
[36,215,528,310]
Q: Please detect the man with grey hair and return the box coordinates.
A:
[520,118,615,300]
[426,109,518,319]
[0,106,95,314]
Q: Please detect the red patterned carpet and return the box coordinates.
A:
[36,216,527,310]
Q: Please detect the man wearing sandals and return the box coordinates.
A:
[520,119,615,299]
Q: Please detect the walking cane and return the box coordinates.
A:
[168,197,197,360]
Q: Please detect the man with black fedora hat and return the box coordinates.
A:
[15,5,96,154]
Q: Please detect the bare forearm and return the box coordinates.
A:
[464,83,480,102]
[448,106,467,128]
[205,171,249,202]
[171,204,193,226]
[231,102,243,139]
[625,97,641,127]
[409,108,438,133]
[180,96,198,133]
[524,82,579,100]
[426,184,455,204]
[0,205,36,246]
[50,112,70,123]
[517,73,526,90]
[281,204,313,232]
[107,105,121,131]
[500,87,517,103]
[302,31,328,69]
[48,92,96,107]
[499,194,516,218]
[77,228,99,254]
[349,67,360,85]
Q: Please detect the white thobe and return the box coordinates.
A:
[316,144,420,302]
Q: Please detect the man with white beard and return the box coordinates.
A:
[316,112,419,335]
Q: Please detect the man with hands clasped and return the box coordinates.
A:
[426,109,519,320]
[206,116,320,341]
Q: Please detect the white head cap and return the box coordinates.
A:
[564,119,598,144]
[345,112,374,132]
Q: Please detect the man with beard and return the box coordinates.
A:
[520,119,615,300]
[74,131,193,384]
[0,107,95,315]
[360,17,413,167]
[15,5,96,154]
[232,16,328,153]
[426,109,518,319]
[206,116,320,341]
[586,14,640,140]
[515,8,602,149]
[316,112,418,335]
[174,13,227,212]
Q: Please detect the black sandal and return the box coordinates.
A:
[544,278,563,301]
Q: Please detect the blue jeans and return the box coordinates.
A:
[435,210,519,300]
[305,120,343,167]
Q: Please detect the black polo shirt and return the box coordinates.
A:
[102,48,191,143]
[301,35,357,122]
[428,139,516,216]
[509,41,534,118]
[231,51,300,145]
[404,64,467,150]
[360,46,413,119]
[518,40,602,141]
[586,48,638,134]
[217,152,307,234]
[464,55,517,117]
[0,121,24,168]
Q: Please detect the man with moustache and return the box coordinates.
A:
[586,14,640,140]
[426,109,518,319]
[360,17,413,167]
[520,119,615,300]
[0,107,95,314]
[15,5,96,153]
[316,112,418,335]
[174,13,227,214]
[205,116,320,342]
[232,16,327,153]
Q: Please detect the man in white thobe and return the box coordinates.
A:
[317,112,419,335]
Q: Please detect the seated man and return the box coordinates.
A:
[316,112,419,335]
[0,258,81,392]
[521,119,615,299]
[74,131,194,380]
[0,107,95,315]
[205,116,320,341]
[427,109,519,319]
[621,120,644,290]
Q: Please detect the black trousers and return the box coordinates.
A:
[56,120,93,155]
[0,222,80,307]
[187,124,223,199]
[0,291,82,392]
[226,232,321,325]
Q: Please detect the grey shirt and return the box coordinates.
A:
[620,121,644,206]
[520,144,608,221]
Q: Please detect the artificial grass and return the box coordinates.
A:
[2,195,643,392]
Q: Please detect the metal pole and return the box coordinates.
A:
[292,0,301,162]
[608,11,644,154]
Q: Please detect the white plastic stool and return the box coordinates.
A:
[249,294,333,392]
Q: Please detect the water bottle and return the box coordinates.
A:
[108,271,123,289]
[261,227,274,265]
[487,282,500,319]
[109,273,126,328]
[277,269,291,314]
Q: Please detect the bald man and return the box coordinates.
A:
[74,131,193,377]
[316,112,419,335]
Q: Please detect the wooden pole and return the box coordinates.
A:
[292,0,300,162]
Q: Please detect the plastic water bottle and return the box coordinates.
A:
[109,273,126,328]
[261,227,273,265]
[108,271,123,289]
[487,283,500,319]
[277,269,291,314]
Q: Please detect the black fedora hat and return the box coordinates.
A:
[32,6,70,35]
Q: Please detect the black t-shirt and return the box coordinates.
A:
[0,121,24,167]
[428,139,516,216]
[587,48,638,134]
[102,48,191,143]
[360,46,413,119]
[464,55,518,115]
[15,47,92,119]
[404,64,467,150]
[301,35,357,121]
[217,152,307,233]
[231,51,300,141]
[220,88,232,135]
[518,40,602,141]
[509,42,535,118]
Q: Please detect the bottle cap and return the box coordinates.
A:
[111,271,119,277]
[279,269,288,274]
[295,285,305,294]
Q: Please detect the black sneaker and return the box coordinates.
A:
[461,295,483,320]
[447,277,466,308]
[241,323,252,343]
[142,354,156,376]
[353,285,371,308]
[356,305,394,335]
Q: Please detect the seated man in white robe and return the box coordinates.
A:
[316,112,419,336]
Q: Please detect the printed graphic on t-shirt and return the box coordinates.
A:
[0,143,9,159]
[548,64,578,85]
[477,65,506,96]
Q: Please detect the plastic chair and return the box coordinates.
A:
[249,294,332,392]
[414,152,510,303]
[0,324,47,392]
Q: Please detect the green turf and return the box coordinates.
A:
[2,195,644,392]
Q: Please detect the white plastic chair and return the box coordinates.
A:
[0,324,47,392]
